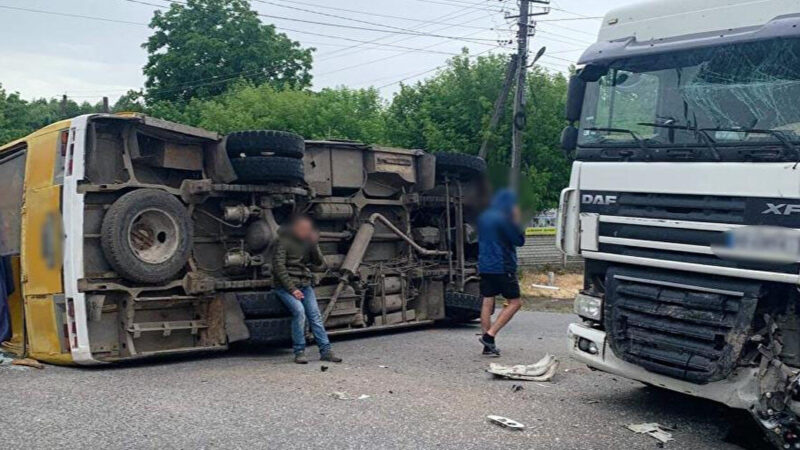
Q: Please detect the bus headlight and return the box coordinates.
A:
[574,293,602,321]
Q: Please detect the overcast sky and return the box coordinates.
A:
[0,0,640,103]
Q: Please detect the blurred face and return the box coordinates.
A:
[292,218,313,241]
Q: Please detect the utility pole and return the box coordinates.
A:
[479,54,518,160]
[60,94,68,117]
[508,0,550,193]
[102,96,110,113]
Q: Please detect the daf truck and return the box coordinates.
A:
[558,0,800,446]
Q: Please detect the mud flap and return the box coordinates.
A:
[223,293,250,343]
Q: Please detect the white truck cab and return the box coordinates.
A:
[558,1,800,446]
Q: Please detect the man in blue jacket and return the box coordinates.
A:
[477,189,526,356]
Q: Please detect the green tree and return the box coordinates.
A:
[149,80,386,144]
[142,0,313,104]
[384,52,570,212]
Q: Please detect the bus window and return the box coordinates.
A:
[0,148,26,256]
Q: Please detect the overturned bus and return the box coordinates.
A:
[0,113,487,365]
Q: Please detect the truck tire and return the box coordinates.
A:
[435,153,487,181]
[101,189,193,284]
[226,130,305,158]
[245,317,293,344]
[231,156,305,184]
[444,291,482,323]
[236,291,289,318]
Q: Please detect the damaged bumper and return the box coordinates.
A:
[567,322,760,410]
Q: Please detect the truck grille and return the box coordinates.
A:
[594,192,799,275]
[604,267,761,384]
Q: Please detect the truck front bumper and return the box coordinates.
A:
[567,322,759,410]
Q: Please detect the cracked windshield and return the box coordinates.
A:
[579,38,800,147]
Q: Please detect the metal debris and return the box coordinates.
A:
[487,415,525,430]
[487,354,559,382]
[625,423,675,444]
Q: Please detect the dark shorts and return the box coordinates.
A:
[479,273,521,299]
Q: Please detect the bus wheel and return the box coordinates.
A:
[101,189,193,284]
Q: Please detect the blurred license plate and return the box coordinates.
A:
[713,226,800,264]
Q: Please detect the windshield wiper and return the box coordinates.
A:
[637,122,721,161]
[701,127,800,165]
[584,127,649,153]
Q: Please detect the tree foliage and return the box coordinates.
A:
[142,0,313,103]
[385,52,571,212]
[0,84,102,144]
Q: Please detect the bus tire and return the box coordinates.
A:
[101,189,193,284]
[435,152,487,181]
[231,156,305,184]
[226,130,305,158]
[245,317,293,344]
[236,291,290,318]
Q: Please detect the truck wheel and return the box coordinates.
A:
[435,153,487,181]
[231,156,305,184]
[226,130,305,158]
[101,189,193,284]
[245,317,293,344]
[236,291,289,318]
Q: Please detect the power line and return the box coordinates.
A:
[372,47,501,89]
[270,0,491,30]
[146,0,500,44]
[0,4,146,26]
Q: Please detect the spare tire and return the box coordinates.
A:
[435,152,487,181]
[236,291,289,318]
[231,156,305,185]
[226,130,305,158]
[101,189,193,284]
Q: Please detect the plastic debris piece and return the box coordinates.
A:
[511,384,524,392]
[331,391,370,401]
[487,415,525,430]
[487,354,559,382]
[626,423,675,444]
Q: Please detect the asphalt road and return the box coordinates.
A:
[0,311,767,449]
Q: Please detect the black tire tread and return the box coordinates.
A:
[226,130,305,158]
[236,291,290,318]
[245,317,293,344]
[231,156,305,184]
[444,291,482,322]
[435,152,487,180]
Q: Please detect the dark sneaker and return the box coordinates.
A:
[320,352,343,363]
[294,352,309,364]
[479,336,500,356]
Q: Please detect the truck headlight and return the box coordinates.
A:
[574,293,602,321]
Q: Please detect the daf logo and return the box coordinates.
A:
[582,194,617,206]
[762,203,800,215]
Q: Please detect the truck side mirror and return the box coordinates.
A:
[565,75,586,123]
[561,125,578,154]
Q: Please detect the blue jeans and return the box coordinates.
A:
[275,286,332,355]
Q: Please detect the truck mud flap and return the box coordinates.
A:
[604,267,762,384]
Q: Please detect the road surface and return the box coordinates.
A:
[0,312,766,449]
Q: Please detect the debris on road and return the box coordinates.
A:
[330,391,370,401]
[320,365,329,372]
[625,423,675,444]
[510,384,524,393]
[12,358,44,369]
[487,354,559,382]
[487,415,525,430]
